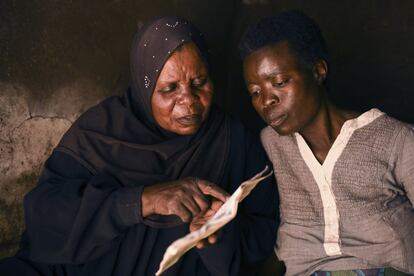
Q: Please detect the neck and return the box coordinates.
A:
[299,100,360,162]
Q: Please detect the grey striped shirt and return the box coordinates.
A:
[261,109,414,275]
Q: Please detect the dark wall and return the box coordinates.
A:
[1,0,413,259]
[2,0,413,129]
[0,0,238,105]
[226,0,414,131]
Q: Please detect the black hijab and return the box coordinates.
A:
[55,16,230,226]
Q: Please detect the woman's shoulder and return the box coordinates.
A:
[260,126,278,140]
[369,109,414,138]
[44,150,93,178]
[222,112,259,145]
[222,114,271,163]
[382,112,414,130]
[381,113,414,149]
[260,126,292,147]
[59,96,131,141]
[222,112,273,181]
[74,96,123,124]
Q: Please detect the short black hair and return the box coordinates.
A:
[239,10,328,66]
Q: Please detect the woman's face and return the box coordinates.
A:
[152,42,213,135]
[243,41,326,135]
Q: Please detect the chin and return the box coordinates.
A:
[270,125,294,136]
[174,125,201,135]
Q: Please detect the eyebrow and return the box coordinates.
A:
[157,78,177,84]
[246,67,285,86]
[157,74,207,85]
[264,68,284,78]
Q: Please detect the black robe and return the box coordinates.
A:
[0,16,279,276]
[0,116,278,276]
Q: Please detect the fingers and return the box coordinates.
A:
[210,199,224,211]
[146,178,228,222]
[189,212,206,232]
[171,193,210,223]
[156,179,209,220]
[189,214,220,249]
[191,193,210,213]
[196,240,207,249]
[197,180,229,202]
[170,202,192,223]
[195,232,219,249]
[207,232,218,244]
[180,178,210,216]
[180,196,202,218]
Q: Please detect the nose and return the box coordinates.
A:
[177,85,199,106]
[262,89,279,108]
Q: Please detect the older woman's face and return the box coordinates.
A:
[152,43,213,135]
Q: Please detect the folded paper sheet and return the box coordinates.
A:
[156,166,273,275]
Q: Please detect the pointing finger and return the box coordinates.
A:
[197,180,229,202]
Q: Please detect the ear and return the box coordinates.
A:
[312,59,328,85]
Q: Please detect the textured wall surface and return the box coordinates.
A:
[0,0,239,258]
[0,0,413,269]
[0,81,104,257]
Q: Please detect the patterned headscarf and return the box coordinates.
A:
[128,16,210,126]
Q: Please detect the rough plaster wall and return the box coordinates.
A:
[0,0,239,258]
[0,82,104,258]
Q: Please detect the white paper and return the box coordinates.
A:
[156,166,273,275]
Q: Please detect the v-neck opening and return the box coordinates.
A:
[295,108,384,169]
[293,108,384,257]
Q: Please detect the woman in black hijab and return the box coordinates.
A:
[0,16,278,276]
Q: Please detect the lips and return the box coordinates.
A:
[176,114,202,126]
[265,111,287,127]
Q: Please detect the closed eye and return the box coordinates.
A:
[273,79,289,88]
[249,89,261,98]
[192,77,207,88]
[160,83,177,93]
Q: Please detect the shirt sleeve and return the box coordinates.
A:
[395,126,414,205]
[24,150,144,264]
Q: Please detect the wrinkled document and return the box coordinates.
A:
[156,166,273,275]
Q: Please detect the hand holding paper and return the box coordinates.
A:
[189,198,225,248]
[156,166,273,276]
